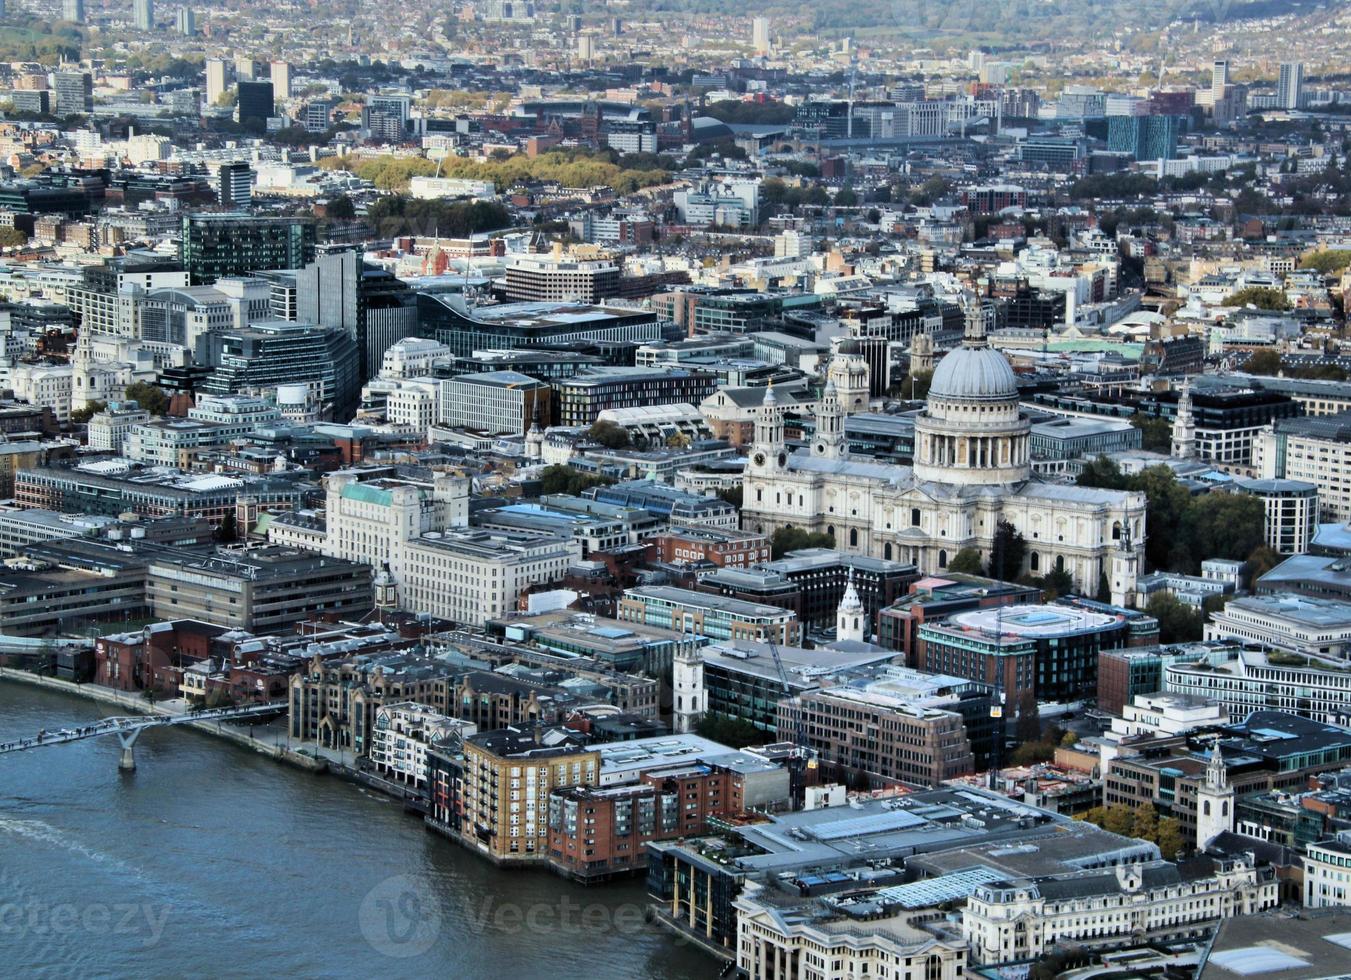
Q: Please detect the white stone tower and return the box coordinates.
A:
[1195,742,1234,851]
[748,382,787,476]
[812,380,846,460]
[1172,379,1197,460]
[672,640,706,734]
[827,340,870,413]
[525,404,544,461]
[836,569,866,644]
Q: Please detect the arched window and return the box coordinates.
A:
[1029,552,1040,572]
[826,525,835,539]
[911,508,921,527]
[1204,800,1211,816]
[884,543,893,560]
[1056,555,1066,573]
[1112,521,1122,540]
[849,528,858,547]
[938,549,947,568]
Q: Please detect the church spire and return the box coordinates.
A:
[836,568,865,644]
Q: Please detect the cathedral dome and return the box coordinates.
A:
[927,344,1018,403]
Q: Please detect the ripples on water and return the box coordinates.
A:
[0,685,714,979]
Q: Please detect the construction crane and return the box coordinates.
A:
[763,636,818,775]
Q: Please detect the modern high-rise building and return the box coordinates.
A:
[1106,114,1182,161]
[295,246,416,382]
[175,7,195,34]
[236,80,274,132]
[234,56,257,81]
[205,58,228,105]
[179,213,316,285]
[1278,61,1305,110]
[62,0,84,23]
[51,72,92,117]
[216,161,253,209]
[133,0,153,30]
[1211,59,1230,101]
[269,61,291,100]
[752,16,770,54]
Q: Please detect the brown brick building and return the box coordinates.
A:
[652,527,770,569]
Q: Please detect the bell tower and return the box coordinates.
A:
[1172,378,1197,460]
[813,381,846,460]
[836,569,866,644]
[1195,743,1234,851]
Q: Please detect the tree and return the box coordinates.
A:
[1223,286,1290,311]
[1132,801,1159,842]
[69,400,106,425]
[1245,348,1283,376]
[1181,493,1265,572]
[537,465,613,496]
[1244,544,1282,586]
[1011,740,1054,766]
[1015,689,1041,742]
[1130,466,1193,572]
[695,712,763,747]
[1300,249,1351,274]
[1037,567,1075,601]
[214,510,239,544]
[1156,816,1185,859]
[948,547,985,576]
[771,526,836,559]
[1077,455,1127,490]
[834,185,858,207]
[665,432,691,449]
[716,486,743,509]
[1146,593,1205,644]
[0,227,27,247]
[585,420,630,449]
[887,370,931,401]
[1131,414,1173,453]
[1060,730,1080,747]
[986,519,1027,582]
[123,381,169,417]
[323,194,356,220]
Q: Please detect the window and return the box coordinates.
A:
[1030,552,1040,572]
[849,528,858,547]
[938,550,947,568]
[911,508,921,526]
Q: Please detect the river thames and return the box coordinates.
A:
[0,684,715,978]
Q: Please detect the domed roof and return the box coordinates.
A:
[928,344,1018,402]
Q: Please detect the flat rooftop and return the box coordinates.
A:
[945,602,1120,638]
[1202,910,1351,979]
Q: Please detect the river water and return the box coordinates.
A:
[0,683,715,978]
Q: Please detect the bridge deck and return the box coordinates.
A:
[0,702,285,755]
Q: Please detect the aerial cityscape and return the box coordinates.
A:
[5,0,1351,976]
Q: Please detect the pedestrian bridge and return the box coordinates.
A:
[0,701,285,770]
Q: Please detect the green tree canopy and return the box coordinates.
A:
[1146,593,1205,644]
[124,381,169,417]
[1223,286,1290,311]
[586,420,630,449]
[947,547,985,576]
[771,526,836,559]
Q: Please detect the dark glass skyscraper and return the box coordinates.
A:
[236,80,274,133]
[180,213,316,285]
